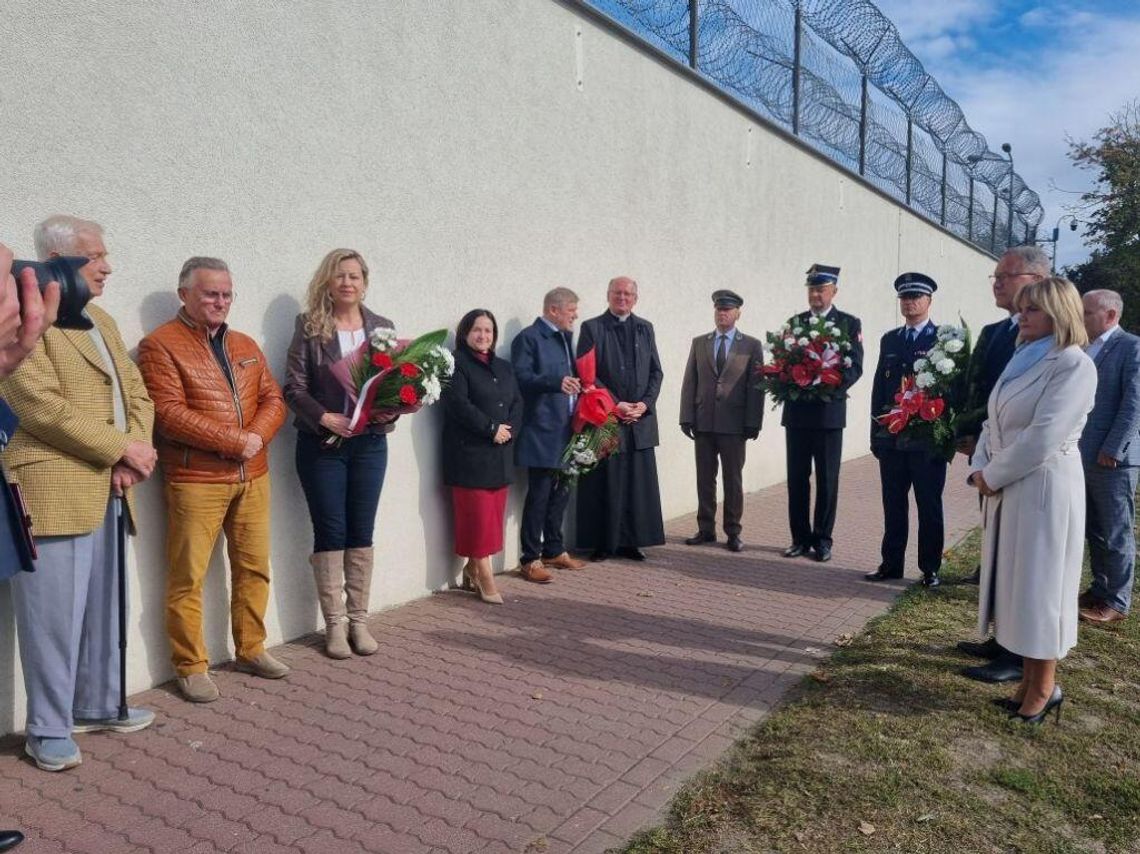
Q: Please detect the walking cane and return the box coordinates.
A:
[116,495,129,722]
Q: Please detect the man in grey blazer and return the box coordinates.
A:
[1079,289,1140,624]
[679,290,764,551]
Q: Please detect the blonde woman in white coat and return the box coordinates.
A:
[970,276,1096,725]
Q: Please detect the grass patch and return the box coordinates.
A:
[623,530,1140,853]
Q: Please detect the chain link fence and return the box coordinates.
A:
[584,0,1044,253]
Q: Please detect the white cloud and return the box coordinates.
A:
[870,0,997,40]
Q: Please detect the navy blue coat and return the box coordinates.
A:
[0,398,34,581]
[870,322,940,454]
[511,318,576,469]
[780,307,864,430]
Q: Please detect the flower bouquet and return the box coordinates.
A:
[874,322,972,460]
[326,326,455,446]
[557,347,621,485]
[757,314,856,405]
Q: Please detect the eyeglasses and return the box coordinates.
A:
[989,272,1036,282]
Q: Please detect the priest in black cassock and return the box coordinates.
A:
[575,276,665,562]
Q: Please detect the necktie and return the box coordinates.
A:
[906,327,917,346]
[562,331,576,413]
[716,334,728,375]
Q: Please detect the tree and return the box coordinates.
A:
[1063,100,1140,331]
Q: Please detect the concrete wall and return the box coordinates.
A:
[0,0,998,733]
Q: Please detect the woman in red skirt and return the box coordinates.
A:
[441,309,523,603]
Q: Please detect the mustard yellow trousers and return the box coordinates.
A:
[164,476,271,676]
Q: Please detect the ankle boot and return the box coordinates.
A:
[344,546,378,655]
[310,551,351,659]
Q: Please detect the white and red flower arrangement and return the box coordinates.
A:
[326,326,454,446]
[757,314,855,404]
[874,323,971,458]
[557,348,622,485]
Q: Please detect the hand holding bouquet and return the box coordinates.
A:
[326,326,454,446]
[875,322,971,459]
[557,347,621,485]
[757,314,855,405]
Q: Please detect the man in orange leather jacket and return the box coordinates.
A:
[137,256,286,704]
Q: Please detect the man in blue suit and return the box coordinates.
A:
[866,273,947,588]
[1078,289,1140,625]
[512,287,586,583]
[1,241,62,853]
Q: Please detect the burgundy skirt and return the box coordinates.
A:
[451,486,508,558]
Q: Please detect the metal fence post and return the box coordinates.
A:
[940,152,947,226]
[859,73,868,176]
[689,0,699,70]
[967,177,974,242]
[792,4,802,135]
[990,194,999,254]
[904,118,913,206]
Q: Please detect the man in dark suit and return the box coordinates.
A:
[782,264,864,563]
[576,276,665,562]
[512,287,586,583]
[679,289,764,551]
[0,241,62,852]
[866,273,947,588]
[955,245,1049,683]
[1078,289,1140,625]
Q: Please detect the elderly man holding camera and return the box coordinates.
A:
[0,240,61,849]
[0,215,157,775]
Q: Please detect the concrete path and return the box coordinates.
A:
[0,455,978,853]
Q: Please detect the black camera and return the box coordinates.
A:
[10,257,94,330]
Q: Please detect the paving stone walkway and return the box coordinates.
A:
[1,455,978,853]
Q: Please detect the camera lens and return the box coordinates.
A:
[10,257,94,330]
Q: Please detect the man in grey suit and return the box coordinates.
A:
[679,290,764,552]
[1079,289,1140,625]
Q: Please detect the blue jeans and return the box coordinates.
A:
[295,431,388,553]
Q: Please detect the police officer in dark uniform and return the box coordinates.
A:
[781,264,864,563]
[866,272,948,588]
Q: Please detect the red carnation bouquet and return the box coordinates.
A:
[557,348,621,485]
[326,327,454,447]
[757,314,856,404]
[874,322,971,459]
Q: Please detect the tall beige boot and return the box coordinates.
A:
[344,546,379,655]
[310,551,351,659]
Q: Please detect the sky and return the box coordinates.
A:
[869,0,1140,269]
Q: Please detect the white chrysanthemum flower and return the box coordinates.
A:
[797,337,809,346]
[944,339,964,353]
[421,375,442,405]
[784,336,796,348]
[843,356,853,368]
[913,358,928,371]
[793,327,804,335]
[916,372,936,389]
[370,326,397,350]
[937,358,956,374]
[573,449,597,465]
[842,342,851,351]
[809,330,820,339]
[824,321,835,330]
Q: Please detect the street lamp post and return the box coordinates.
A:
[1002,142,1014,250]
[1034,214,1080,271]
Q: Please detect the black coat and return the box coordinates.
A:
[441,347,523,489]
[955,317,1018,440]
[577,312,664,450]
[780,307,864,430]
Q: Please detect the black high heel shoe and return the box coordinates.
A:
[1011,685,1063,725]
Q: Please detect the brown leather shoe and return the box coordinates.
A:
[543,552,586,570]
[519,560,554,584]
[1079,603,1127,624]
